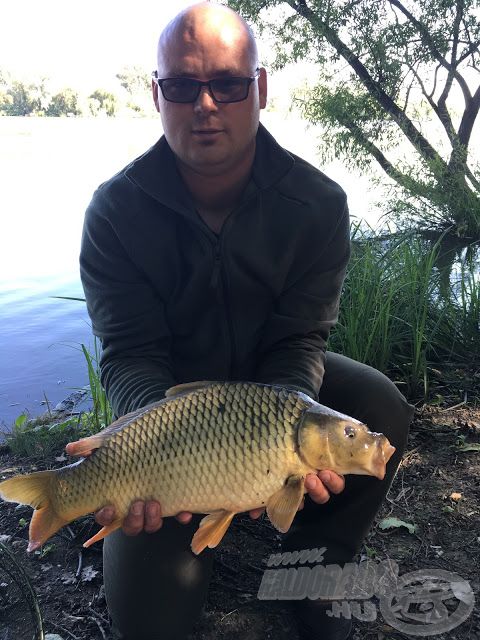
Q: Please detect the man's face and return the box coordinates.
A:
[152,18,267,177]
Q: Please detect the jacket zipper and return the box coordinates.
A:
[203,193,259,380]
[211,239,236,379]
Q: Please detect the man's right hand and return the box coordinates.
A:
[95,501,193,535]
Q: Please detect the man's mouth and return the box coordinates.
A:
[192,129,224,135]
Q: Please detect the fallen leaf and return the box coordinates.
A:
[81,565,99,582]
[378,517,416,534]
[457,443,480,452]
[60,571,76,585]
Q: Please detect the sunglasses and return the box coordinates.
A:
[151,69,260,104]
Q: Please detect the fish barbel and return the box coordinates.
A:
[0,381,395,555]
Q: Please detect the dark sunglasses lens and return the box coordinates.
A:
[211,78,249,102]
[161,78,199,102]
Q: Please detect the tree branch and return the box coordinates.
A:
[437,0,464,110]
[457,31,480,65]
[341,120,433,199]
[457,83,480,149]
[465,166,480,192]
[388,0,472,103]
[288,0,449,173]
[450,0,463,67]
[407,61,457,144]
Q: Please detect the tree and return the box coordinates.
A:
[116,66,150,94]
[116,66,152,115]
[46,88,82,116]
[88,89,118,117]
[1,80,42,116]
[228,0,480,239]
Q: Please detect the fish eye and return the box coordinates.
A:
[344,426,356,438]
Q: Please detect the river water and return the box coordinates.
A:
[0,114,377,428]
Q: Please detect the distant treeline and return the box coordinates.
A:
[0,66,153,117]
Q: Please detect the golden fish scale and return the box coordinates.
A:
[53,383,313,519]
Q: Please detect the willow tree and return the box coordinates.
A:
[228,0,480,239]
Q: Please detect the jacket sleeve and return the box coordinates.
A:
[80,189,175,418]
[254,201,350,400]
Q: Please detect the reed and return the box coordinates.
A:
[330,228,479,402]
[80,340,113,431]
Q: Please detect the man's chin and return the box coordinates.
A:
[186,149,233,174]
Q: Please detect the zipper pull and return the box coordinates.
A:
[210,245,221,290]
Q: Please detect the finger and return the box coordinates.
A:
[318,471,345,495]
[122,500,145,536]
[95,506,116,527]
[144,501,163,533]
[304,474,330,504]
[175,511,193,525]
[249,507,265,519]
[65,441,93,457]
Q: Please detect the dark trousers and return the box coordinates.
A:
[103,352,414,639]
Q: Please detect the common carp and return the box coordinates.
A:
[0,381,395,555]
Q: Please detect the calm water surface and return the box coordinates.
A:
[0,115,376,428]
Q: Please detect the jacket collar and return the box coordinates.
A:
[124,122,294,216]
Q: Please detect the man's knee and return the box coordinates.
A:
[354,373,413,458]
[321,352,414,449]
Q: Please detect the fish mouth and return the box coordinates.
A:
[371,438,396,480]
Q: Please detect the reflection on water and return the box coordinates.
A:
[0,115,377,428]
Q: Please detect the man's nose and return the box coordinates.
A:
[193,85,218,113]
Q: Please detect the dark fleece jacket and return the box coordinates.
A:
[80,123,350,418]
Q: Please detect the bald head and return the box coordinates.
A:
[151,2,267,181]
[157,2,258,75]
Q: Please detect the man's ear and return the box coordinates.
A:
[258,67,267,110]
[152,80,161,113]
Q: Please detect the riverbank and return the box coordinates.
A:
[0,403,479,639]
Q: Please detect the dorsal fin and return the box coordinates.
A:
[165,381,218,399]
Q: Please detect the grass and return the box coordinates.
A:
[6,340,112,459]
[329,226,479,403]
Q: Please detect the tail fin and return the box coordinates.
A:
[0,471,67,552]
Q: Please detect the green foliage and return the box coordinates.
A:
[46,88,81,117]
[116,66,150,94]
[1,80,43,116]
[329,225,480,400]
[81,340,113,431]
[7,414,93,459]
[229,0,480,238]
[7,340,112,459]
[0,68,145,117]
[88,89,118,117]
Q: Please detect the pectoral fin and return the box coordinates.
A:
[190,510,235,555]
[266,474,305,533]
[83,519,123,548]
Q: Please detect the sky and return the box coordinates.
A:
[0,0,206,92]
[0,0,286,94]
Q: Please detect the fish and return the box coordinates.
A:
[0,381,395,555]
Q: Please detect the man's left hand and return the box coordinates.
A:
[249,471,345,519]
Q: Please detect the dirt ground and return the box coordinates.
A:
[0,404,479,640]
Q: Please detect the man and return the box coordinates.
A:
[75,3,413,639]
